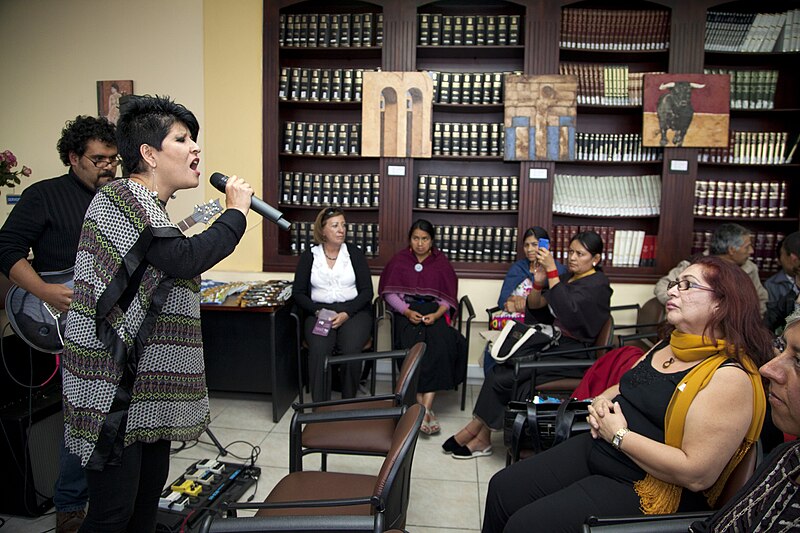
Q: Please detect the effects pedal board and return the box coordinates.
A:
[155,459,260,532]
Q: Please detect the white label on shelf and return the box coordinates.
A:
[529,168,548,180]
[669,159,689,173]
[387,165,406,176]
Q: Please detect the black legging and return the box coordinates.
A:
[483,433,643,533]
[80,439,171,532]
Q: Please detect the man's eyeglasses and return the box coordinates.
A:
[666,279,715,293]
[83,154,122,169]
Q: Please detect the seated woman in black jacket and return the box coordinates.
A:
[443,230,612,459]
[292,207,373,402]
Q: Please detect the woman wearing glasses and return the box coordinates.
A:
[62,96,253,531]
[293,207,374,402]
[483,255,773,533]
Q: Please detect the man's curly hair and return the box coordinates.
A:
[56,116,117,166]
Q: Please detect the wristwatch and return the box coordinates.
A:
[611,427,630,450]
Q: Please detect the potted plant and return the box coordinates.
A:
[0,149,32,188]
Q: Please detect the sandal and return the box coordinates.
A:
[420,414,432,435]
[427,409,441,434]
[452,444,493,459]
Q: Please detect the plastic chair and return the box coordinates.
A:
[204,404,425,533]
[292,342,426,471]
[582,441,761,532]
[383,294,475,410]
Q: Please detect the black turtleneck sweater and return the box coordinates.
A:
[0,171,96,277]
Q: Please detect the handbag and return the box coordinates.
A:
[503,397,591,463]
[490,320,561,364]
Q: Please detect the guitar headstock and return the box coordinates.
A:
[191,199,223,225]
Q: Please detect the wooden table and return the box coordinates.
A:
[200,297,298,422]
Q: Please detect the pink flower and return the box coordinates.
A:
[21,166,32,177]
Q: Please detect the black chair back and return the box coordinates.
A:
[394,342,426,406]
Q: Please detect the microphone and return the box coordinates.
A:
[209,172,291,231]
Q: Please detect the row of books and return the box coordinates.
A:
[428,70,518,105]
[417,14,522,47]
[416,175,519,212]
[432,122,504,157]
[560,8,670,51]
[290,221,380,258]
[279,67,378,103]
[553,174,662,217]
[697,131,796,165]
[279,172,380,208]
[437,226,518,263]
[703,68,779,110]
[693,180,788,219]
[278,12,383,48]
[705,10,800,53]
[575,132,663,163]
[692,230,784,275]
[282,122,361,157]
[560,64,663,106]
[551,225,656,268]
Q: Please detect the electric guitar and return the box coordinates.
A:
[4,199,223,353]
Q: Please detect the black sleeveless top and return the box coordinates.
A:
[588,341,739,511]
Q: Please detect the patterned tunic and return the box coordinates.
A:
[63,179,209,469]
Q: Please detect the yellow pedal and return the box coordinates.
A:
[170,479,202,497]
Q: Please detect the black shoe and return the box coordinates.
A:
[452,444,493,459]
[442,435,461,454]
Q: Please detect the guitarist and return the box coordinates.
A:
[0,115,118,533]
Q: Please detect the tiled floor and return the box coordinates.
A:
[1,382,505,532]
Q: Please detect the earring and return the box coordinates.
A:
[592,262,597,267]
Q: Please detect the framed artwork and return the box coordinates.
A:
[97,80,133,125]
[642,73,730,147]
[504,74,577,161]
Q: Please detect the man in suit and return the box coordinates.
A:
[0,115,118,533]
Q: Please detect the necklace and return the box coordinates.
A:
[324,249,338,261]
[662,356,675,369]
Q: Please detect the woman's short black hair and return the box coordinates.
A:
[56,116,117,166]
[116,95,200,175]
[522,226,550,242]
[409,219,436,241]
[571,230,604,258]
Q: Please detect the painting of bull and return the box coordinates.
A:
[656,81,706,146]
[643,74,730,148]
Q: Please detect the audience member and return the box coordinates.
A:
[764,231,800,334]
[443,230,612,459]
[654,223,767,316]
[0,115,118,533]
[689,307,800,532]
[292,207,374,402]
[62,95,252,531]
[379,219,465,434]
[483,255,773,533]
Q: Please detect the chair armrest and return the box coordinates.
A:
[613,321,663,331]
[324,348,407,367]
[204,514,379,532]
[513,358,598,377]
[514,344,615,366]
[226,495,374,511]
[293,406,404,426]
[583,511,711,533]
[459,295,476,342]
[292,393,398,412]
[486,305,501,324]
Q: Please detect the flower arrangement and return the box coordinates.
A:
[0,149,32,188]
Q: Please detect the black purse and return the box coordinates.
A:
[503,397,592,464]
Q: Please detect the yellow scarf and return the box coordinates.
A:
[633,331,766,514]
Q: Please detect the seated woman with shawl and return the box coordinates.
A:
[378,219,465,435]
[483,255,773,533]
[484,226,567,375]
[444,230,612,459]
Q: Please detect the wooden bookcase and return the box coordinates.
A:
[262,0,800,282]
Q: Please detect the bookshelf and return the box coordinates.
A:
[700,0,800,276]
[262,0,800,282]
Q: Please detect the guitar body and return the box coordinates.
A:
[5,268,73,354]
[3,200,223,354]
